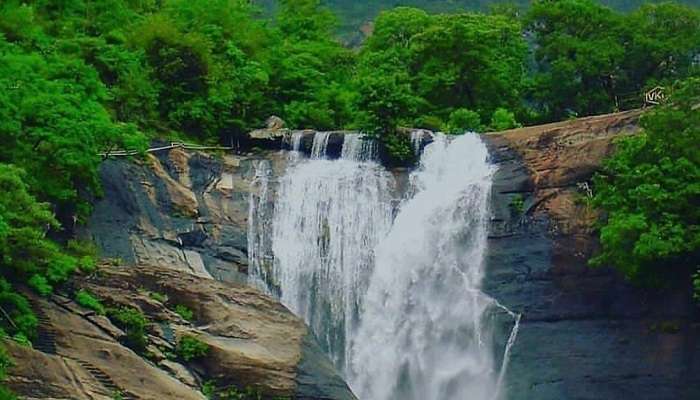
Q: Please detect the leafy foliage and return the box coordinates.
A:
[526,0,700,122]
[591,78,700,290]
[0,343,15,400]
[176,335,209,362]
[107,307,148,352]
[174,305,194,322]
[75,290,105,315]
[0,165,82,299]
[490,108,521,131]
[448,109,483,133]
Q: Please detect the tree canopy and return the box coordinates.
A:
[591,78,700,292]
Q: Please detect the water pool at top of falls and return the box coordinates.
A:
[248,132,520,400]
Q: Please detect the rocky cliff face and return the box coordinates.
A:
[9,111,698,400]
[7,147,357,400]
[482,110,700,400]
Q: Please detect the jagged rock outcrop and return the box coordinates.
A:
[87,148,289,283]
[481,110,700,400]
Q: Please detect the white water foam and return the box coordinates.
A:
[249,132,520,399]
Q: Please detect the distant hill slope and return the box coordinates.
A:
[256,0,700,44]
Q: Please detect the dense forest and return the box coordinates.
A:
[0,0,698,397]
[257,0,700,42]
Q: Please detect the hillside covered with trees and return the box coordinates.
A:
[0,0,698,397]
[257,0,700,42]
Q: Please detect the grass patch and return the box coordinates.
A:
[509,194,525,214]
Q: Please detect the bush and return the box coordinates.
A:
[66,240,99,273]
[148,291,168,303]
[107,307,148,352]
[447,108,483,134]
[176,335,209,362]
[489,108,521,131]
[174,305,194,322]
[27,276,52,297]
[0,278,37,340]
[75,290,105,315]
[381,133,415,166]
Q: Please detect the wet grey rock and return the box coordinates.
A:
[481,134,700,400]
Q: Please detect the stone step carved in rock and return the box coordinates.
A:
[72,358,138,400]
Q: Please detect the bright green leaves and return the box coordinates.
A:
[0,164,81,296]
[0,42,144,210]
[527,0,700,122]
[592,79,700,289]
[357,7,527,135]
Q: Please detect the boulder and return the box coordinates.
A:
[265,115,286,130]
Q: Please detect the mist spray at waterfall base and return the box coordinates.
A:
[249,133,520,400]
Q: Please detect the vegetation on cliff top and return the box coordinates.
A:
[592,78,700,296]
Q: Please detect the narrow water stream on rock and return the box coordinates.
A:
[248,132,520,400]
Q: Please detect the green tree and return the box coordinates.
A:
[447,108,483,133]
[357,7,527,130]
[409,12,527,120]
[526,0,628,121]
[591,78,700,290]
[625,3,700,90]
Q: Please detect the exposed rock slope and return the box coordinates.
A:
[482,110,700,400]
[7,145,356,399]
[88,148,288,283]
[7,262,356,399]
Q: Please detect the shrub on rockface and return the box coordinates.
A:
[176,335,209,362]
[107,307,148,352]
[75,290,105,315]
[591,78,700,293]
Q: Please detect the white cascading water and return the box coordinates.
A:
[351,133,500,400]
[263,133,393,368]
[248,132,519,400]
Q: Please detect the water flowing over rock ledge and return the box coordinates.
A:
[9,110,699,399]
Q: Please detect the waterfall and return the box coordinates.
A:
[341,134,378,162]
[410,130,425,155]
[263,133,394,367]
[248,132,519,399]
[350,134,501,400]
